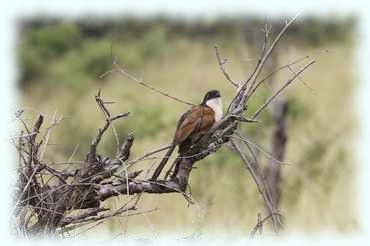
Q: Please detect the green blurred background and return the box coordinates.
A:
[18,16,357,236]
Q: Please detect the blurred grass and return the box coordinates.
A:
[18,18,357,236]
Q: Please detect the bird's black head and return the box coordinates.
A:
[202,90,221,105]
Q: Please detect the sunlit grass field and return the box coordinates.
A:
[19,19,357,236]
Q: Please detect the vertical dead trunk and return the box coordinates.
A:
[263,46,288,231]
[263,97,287,207]
[244,22,288,231]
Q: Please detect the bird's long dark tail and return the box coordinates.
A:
[150,143,176,181]
[170,138,192,179]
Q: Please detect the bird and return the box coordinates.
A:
[150,90,223,181]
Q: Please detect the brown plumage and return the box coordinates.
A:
[150,90,222,181]
[175,105,215,146]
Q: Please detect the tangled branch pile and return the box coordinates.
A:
[13,16,314,237]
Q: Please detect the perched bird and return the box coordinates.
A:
[150,90,223,181]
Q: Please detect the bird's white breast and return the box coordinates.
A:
[206,98,223,122]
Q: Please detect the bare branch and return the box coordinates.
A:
[244,11,304,92]
[87,90,129,163]
[249,212,282,239]
[251,60,315,119]
[122,143,172,169]
[214,45,239,87]
[112,62,195,106]
[230,139,282,232]
[118,132,135,161]
[30,115,44,144]
[246,55,310,100]
[231,133,291,166]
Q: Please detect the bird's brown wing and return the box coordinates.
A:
[174,105,215,144]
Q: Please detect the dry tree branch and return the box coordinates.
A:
[214,45,239,87]
[39,111,58,161]
[14,15,313,237]
[245,11,303,93]
[230,133,291,166]
[108,61,195,106]
[249,212,282,239]
[230,139,282,232]
[87,90,130,163]
[246,55,310,100]
[122,143,172,169]
[251,60,315,119]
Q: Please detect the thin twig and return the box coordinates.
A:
[112,62,194,106]
[251,60,315,119]
[246,55,310,99]
[230,134,291,166]
[123,144,172,169]
[231,139,282,232]
[39,111,59,161]
[214,45,239,87]
[244,10,304,93]
[249,212,282,239]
